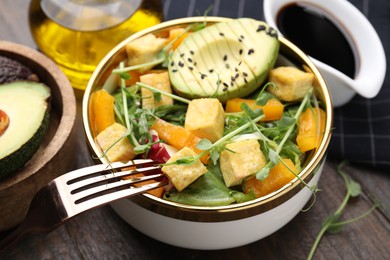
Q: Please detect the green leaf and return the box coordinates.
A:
[255,91,273,106]
[133,144,151,154]
[268,149,279,164]
[164,168,236,206]
[153,91,162,102]
[231,189,256,203]
[256,166,270,180]
[119,72,131,80]
[196,139,213,150]
[240,102,264,119]
[348,179,362,197]
[278,116,296,131]
[210,148,220,165]
[174,156,197,165]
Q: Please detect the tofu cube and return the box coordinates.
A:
[162,147,208,192]
[96,123,136,162]
[126,33,167,72]
[267,66,314,101]
[140,71,173,109]
[184,98,225,143]
[220,139,266,187]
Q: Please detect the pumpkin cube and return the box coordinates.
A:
[184,98,225,143]
[162,147,207,192]
[220,139,266,187]
[243,158,298,198]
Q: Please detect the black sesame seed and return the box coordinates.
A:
[189,66,194,70]
[235,67,238,72]
[244,78,248,84]
[239,61,242,66]
[266,27,278,38]
[238,38,243,43]
[223,82,229,87]
[180,53,185,57]
[230,81,234,86]
[223,55,228,61]
[235,73,239,79]
[231,76,235,82]
[257,25,266,32]
[194,62,197,66]
[188,58,193,63]
[219,32,224,36]
[223,87,228,91]
[190,50,195,55]
[239,49,243,55]
[209,69,214,73]
[200,73,207,79]
[172,69,178,73]
[170,61,174,66]
[243,72,248,77]
[225,63,230,69]
[248,49,255,55]
[178,61,184,67]
[240,35,244,39]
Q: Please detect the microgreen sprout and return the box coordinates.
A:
[307,161,382,260]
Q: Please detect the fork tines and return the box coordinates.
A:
[55,159,166,215]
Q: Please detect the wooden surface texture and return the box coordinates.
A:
[0,0,389,259]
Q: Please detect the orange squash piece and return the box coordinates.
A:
[118,70,141,86]
[296,107,326,152]
[89,89,116,135]
[243,158,297,198]
[150,118,209,164]
[167,28,190,51]
[225,98,284,121]
[123,171,165,198]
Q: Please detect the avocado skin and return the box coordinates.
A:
[0,56,38,84]
[0,105,50,180]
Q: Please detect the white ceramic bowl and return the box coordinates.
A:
[83,17,333,250]
[264,0,386,107]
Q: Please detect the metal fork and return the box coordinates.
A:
[0,159,166,252]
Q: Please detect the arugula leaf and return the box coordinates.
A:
[164,163,252,206]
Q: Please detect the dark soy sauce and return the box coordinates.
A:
[277,3,356,78]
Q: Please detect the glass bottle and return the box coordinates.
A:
[29,0,164,91]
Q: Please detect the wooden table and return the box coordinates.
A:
[1,1,389,259]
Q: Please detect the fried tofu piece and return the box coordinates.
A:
[184,98,225,143]
[96,123,136,162]
[267,66,314,101]
[126,33,167,72]
[220,139,266,187]
[162,147,207,192]
[140,71,173,109]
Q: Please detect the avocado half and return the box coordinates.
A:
[0,81,51,179]
[168,18,280,103]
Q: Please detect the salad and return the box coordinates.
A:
[89,18,326,207]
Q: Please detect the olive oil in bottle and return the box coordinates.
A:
[29,0,164,91]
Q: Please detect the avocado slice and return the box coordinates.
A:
[0,81,50,179]
[168,18,279,103]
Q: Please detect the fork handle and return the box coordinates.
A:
[0,184,65,252]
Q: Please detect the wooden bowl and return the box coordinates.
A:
[0,41,77,231]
